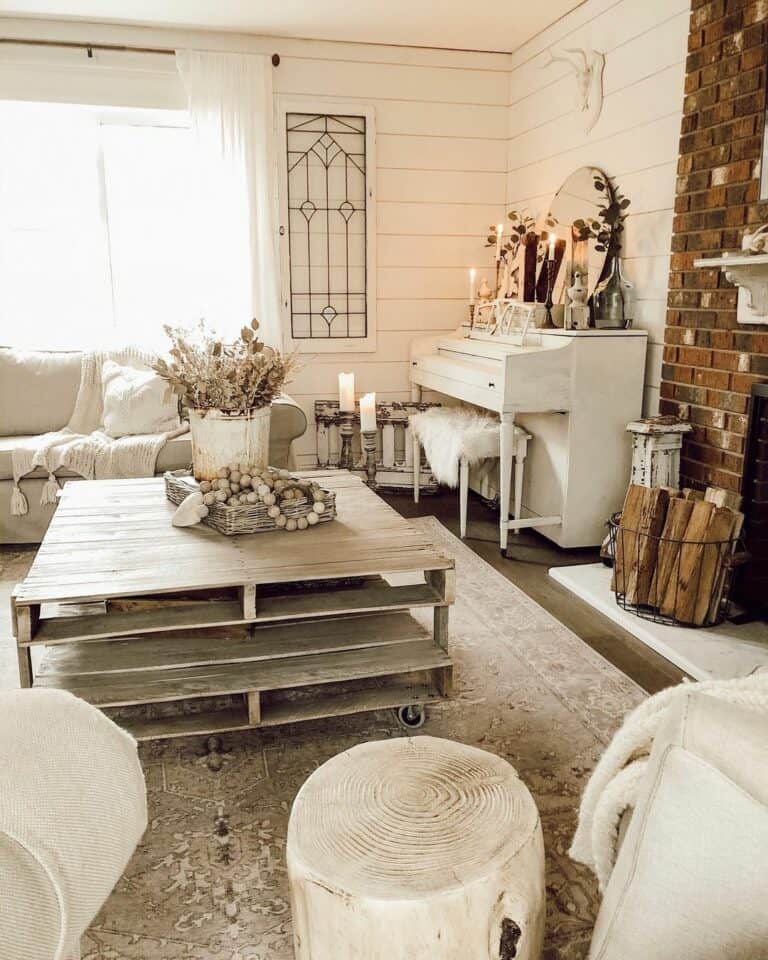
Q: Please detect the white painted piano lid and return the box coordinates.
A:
[458,324,647,340]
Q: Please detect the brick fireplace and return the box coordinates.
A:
[661,0,768,494]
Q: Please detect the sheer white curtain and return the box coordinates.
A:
[175,50,283,349]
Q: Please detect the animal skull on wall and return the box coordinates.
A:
[544,47,605,134]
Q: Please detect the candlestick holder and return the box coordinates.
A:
[339,412,355,470]
[361,430,378,488]
[467,302,476,335]
[543,258,555,329]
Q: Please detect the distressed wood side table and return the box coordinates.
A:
[11,471,455,740]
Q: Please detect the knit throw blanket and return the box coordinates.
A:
[570,671,768,891]
[10,347,187,516]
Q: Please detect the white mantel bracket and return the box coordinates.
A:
[695,251,768,325]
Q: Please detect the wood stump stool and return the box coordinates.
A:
[287,736,545,960]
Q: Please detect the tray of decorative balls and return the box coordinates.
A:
[164,465,336,535]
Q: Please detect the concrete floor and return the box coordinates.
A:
[382,487,686,695]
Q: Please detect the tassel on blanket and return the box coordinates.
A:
[10,483,28,516]
[41,472,60,505]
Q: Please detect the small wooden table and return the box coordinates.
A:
[12,472,455,740]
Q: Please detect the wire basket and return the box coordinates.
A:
[608,511,747,628]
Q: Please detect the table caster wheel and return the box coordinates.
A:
[395,704,426,729]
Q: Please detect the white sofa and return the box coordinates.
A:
[0,347,307,543]
[589,690,768,960]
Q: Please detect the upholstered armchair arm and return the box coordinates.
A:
[270,394,307,469]
[588,692,768,960]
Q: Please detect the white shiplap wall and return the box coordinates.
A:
[271,46,508,465]
[0,24,509,467]
[0,7,685,460]
[505,0,688,415]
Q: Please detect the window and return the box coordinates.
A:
[0,101,195,350]
[278,100,376,353]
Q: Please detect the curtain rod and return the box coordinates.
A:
[0,37,280,64]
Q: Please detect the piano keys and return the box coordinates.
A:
[409,324,648,551]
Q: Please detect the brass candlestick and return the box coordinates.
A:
[361,430,378,488]
[339,411,355,470]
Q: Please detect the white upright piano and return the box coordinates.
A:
[409,324,648,551]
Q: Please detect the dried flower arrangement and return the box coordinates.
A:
[153,319,299,415]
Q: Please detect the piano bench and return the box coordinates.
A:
[409,408,531,542]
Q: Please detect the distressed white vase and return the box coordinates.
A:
[188,407,271,481]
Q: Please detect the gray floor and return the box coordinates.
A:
[382,487,686,694]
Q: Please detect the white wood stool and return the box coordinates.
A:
[287,735,545,960]
[410,408,531,541]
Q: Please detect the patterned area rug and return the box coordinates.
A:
[0,518,645,960]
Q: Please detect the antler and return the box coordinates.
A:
[543,47,588,74]
[563,48,589,70]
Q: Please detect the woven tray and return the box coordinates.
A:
[164,470,337,536]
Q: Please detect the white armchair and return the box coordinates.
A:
[0,689,147,959]
[588,690,768,960]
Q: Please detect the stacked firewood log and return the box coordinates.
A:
[612,484,745,627]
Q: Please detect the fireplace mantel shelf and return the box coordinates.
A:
[694,251,768,325]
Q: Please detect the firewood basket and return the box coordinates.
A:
[608,512,748,628]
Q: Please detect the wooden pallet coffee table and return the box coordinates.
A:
[11,471,455,740]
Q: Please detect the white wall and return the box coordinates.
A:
[272,45,508,465]
[0,6,685,461]
[504,0,688,415]
[0,20,509,466]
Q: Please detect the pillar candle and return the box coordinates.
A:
[548,232,556,260]
[338,372,355,412]
[359,392,377,432]
[496,224,504,261]
[469,267,476,303]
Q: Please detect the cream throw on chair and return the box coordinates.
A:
[0,690,147,960]
[587,690,768,960]
[10,347,187,516]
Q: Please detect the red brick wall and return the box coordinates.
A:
[661,0,768,493]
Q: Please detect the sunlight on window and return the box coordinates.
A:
[0,101,195,351]
[101,123,198,350]
[0,102,112,349]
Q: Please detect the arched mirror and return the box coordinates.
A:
[544,166,613,308]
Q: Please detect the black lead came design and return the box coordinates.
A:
[286,113,367,340]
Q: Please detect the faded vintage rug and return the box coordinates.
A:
[0,517,646,960]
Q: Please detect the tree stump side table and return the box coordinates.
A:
[287,736,545,960]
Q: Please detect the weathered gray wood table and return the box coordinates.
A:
[12,471,455,740]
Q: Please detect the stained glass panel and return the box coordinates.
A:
[286,113,367,339]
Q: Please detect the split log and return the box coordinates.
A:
[287,736,545,960]
[648,497,694,608]
[622,487,670,605]
[692,507,740,626]
[612,484,645,595]
[660,500,715,621]
[706,510,745,624]
[682,487,705,501]
[704,486,743,511]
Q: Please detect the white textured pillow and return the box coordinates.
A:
[101,360,180,439]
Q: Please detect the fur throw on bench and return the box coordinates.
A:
[409,407,500,488]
